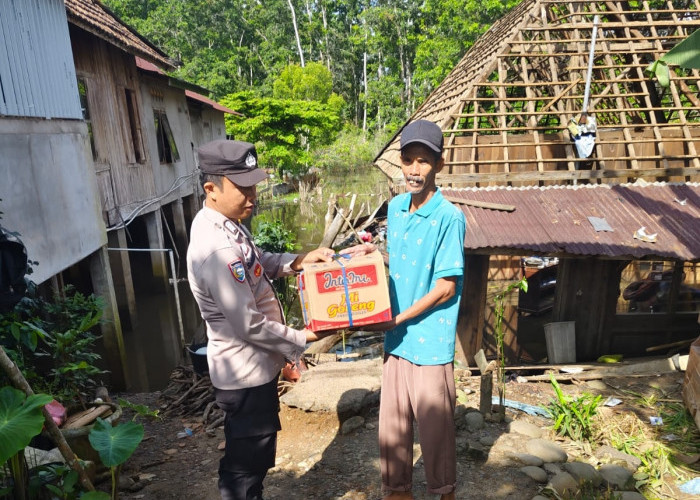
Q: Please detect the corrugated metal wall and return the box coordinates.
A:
[0,0,81,119]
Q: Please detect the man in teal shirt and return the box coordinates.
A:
[376,119,466,499]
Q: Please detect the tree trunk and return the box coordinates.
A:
[288,0,305,67]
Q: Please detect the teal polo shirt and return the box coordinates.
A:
[384,188,466,365]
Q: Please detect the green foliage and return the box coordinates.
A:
[493,278,527,406]
[546,375,602,441]
[117,398,160,420]
[0,387,52,465]
[221,92,343,179]
[253,219,299,321]
[88,418,144,469]
[647,29,700,87]
[29,462,82,500]
[274,62,334,103]
[103,0,520,134]
[0,286,107,408]
[253,220,297,254]
[88,418,144,500]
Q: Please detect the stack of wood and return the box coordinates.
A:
[158,366,221,430]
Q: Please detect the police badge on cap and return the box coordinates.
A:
[197,140,268,187]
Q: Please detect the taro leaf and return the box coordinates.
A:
[88,417,143,468]
[0,387,52,464]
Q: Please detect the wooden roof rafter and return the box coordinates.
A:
[375,0,700,187]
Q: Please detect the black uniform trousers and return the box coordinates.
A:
[215,377,281,500]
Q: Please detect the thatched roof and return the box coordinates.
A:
[376,0,700,188]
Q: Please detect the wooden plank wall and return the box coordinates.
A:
[70,26,156,226]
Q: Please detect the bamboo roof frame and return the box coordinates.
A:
[375,0,700,188]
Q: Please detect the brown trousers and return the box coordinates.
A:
[379,354,457,495]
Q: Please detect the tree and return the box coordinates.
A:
[221,92,344,179]
[273,62,334,102]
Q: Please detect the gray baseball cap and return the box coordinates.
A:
[197,140,268,187]
[400,120,444,153]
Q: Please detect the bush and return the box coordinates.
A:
[547,374,602,441]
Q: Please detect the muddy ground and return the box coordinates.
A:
[105,367,697,500]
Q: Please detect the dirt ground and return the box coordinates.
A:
[106,367,697,500]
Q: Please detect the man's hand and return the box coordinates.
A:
[349,318,396,332]
[341,242,377,258]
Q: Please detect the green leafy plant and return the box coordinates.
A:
[29,462,82,500]
[0,386,53,499]
[546,375,602,441]
[493,278,527,410]
[253,219,301,322]
[82,418,144,500]
[0,286,107,409]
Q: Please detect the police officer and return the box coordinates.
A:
[186,139,339,500]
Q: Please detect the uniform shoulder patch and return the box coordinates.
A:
[253,262,263,278]
[228,260,246,283]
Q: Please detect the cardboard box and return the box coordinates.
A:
[298,250,391,331]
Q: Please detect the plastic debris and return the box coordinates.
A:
[597,354,623,363]
[603,397,622,407]
[491,396,549,417]
[649,416,663,426]
[177,428,193,439]
[679,477,700,494]
[587,216,613,232]
[674,198,687,206]
[633,226,658,243]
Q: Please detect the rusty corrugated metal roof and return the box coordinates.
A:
[134,57,241,116]
[66,0,176,71]
[441,182,700,261]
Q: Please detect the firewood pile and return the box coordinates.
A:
[157,364,299,431]
[157,365,222,431]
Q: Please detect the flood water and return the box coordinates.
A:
[121,169,389,392]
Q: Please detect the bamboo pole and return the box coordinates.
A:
[0,346,95,492]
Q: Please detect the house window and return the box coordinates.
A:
[153,110,180,164]
[124,88,145,163]
[77,78,97,160]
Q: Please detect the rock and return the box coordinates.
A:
[464,411,485,432]
[341,416,365,435]
[163,448,178,455]
[508,420,543,438]
[585,380,608,391]
[599,463,635,490]
[543,463,563,475]
[563,461,602,487]
[465,442,486,460]
[519,466,548,483]
[547,472,578,495]
[118,475,135,490]
[525,439,568,463]
[594,445,641,471]
[280,359,381,420]
[508,452,544,467]
[479,435,495,447]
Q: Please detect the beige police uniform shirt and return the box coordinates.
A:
[186,205,306,390]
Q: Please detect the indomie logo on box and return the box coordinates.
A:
[315,264,377,293]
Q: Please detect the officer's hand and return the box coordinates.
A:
[292,247,335,271]
[304,328,338,342]
[303,247,335,263]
